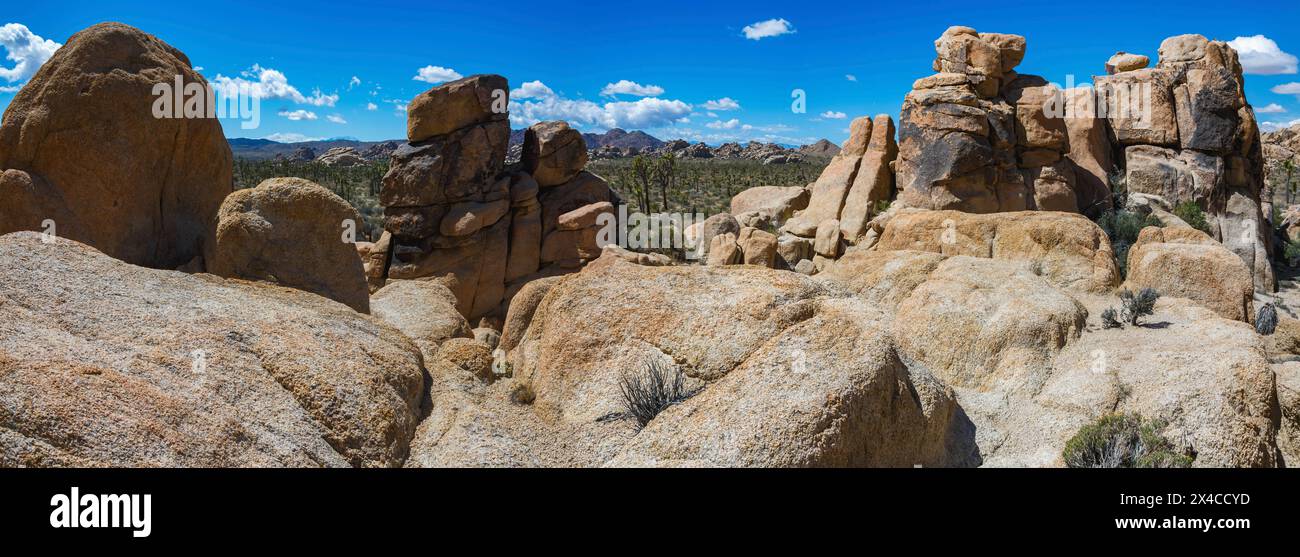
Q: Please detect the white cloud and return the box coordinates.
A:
[0,84,21,93]
[1228,35,1297,75]
[213,65,338,106]
[820,111,847,119]
[1261,118,1300,132]
[601,79,664,97]
[706,118,741,130]
[348,76,361,90]
[1257,103,1287,114]
[1273,82,1300,100]
[702,97,741,111]
[510,94,691,130]
[366,102,378,111]
[742,18,795,41]
[511,80,556,99]
[193,66,204,72]
[278,109,318,121]
[0,23,61,86]
[413,65,462,84]
[845,74,857,82]
[326,114,347,124]
[264,132,323,143]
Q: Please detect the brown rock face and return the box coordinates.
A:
[1098,34,1273,291]
[0,22,233,270]
[873,209,1121,293]
[210,177,370,313]
[0,232,424,467]
[370,279,472,361]
[523,121,589,187]
[784,115,898,243]
[381,76,621,321]
[406,74,508,143]
[474,259,977,467]
[1125,226,1254,322]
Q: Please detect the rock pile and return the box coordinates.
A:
[894,26,1097,214]
[315,147,368,166]
[772,114,897,271]
[1100,33,1273,291]
[372,75,619,321]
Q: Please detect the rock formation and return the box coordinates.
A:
[0,232,424,467]
[374,76,620,321]
[210,177,371,313]
[0,22,233,270]
[1098,33,1274,292]
[315,147,368,166]
[769,114,897,271]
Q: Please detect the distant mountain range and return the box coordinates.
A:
[228,129,839,164]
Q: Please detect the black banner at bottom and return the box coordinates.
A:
[0,468,1284,546]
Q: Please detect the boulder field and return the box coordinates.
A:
[0,22,1295,468]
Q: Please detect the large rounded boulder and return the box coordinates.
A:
[210,177,370,313]
[0,22,233,269]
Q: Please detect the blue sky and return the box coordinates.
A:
[3,0,1300,144]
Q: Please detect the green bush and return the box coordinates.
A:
[1285,240,1300,265]
[1063,413,1193,468]
[1095,210,1162,277]
[1173,201,1212,234]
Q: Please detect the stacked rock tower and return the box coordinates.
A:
[369,75,619,322]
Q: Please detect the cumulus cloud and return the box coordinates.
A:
[366,102,378,111]
[264,132,323,143]
[600,79,664,97]
[0,23,61,92]
[213,65,338,106]
[278,109,318,121]
[1261,118,1300,132]
[511,80,556,99]
[820,111,847,119]
[742,18,794,41]
[413,65,462,84]
[1273,82,1300,100]
[706,118,741,129]
[845,74,857,82]
[1257,103,1287,114]
[510,94,691,130]
[1228,35,1297,75]
[326,114,347,124]
[348,76,361,90]
[702,97,741,111]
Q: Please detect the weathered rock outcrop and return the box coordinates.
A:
[210,177,370,313]
[818,245,1282,467]
[315,147,368,167]
[409,259,980,467]
[895,27,1102,217]
[380,75,620,321]
[782,114,897,248]
[1124,226,1254,322]
[1099,33,1274,291]
[0,232,424,467]
[0,22,233,270]
[872,209,1121,293]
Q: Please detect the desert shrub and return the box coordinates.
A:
[1173,201,1212,234]
[1101,308,1122,329]
[1257,303,1279,335]
[1063,413,1193,468]
[618,359,697,428]
[1101,288,1160,328]
[1095,210,1162,277]
[1119,288,1159,326]
[1285,240,1300,266]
